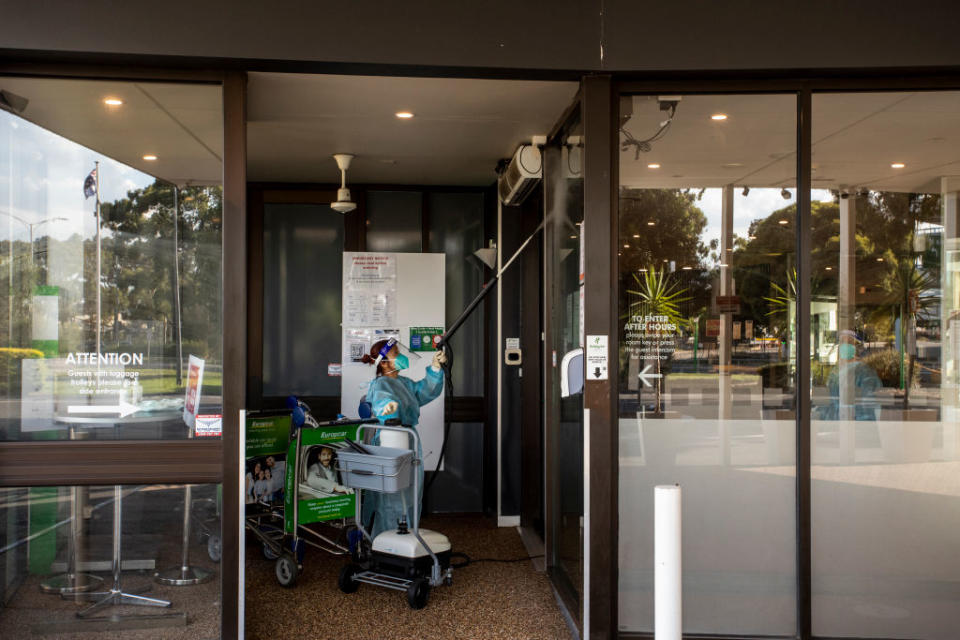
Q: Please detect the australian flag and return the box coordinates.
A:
[83,167,97,199]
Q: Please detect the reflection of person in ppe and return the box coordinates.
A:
[306,445,349,495]
[359,338,446,537]
[821,329,882,421]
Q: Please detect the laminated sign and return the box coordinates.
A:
[586,335,608,380]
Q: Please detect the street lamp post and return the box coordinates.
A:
[0,209,68,343]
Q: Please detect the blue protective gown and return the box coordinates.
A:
[361,366,444,537]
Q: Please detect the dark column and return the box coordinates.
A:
[582,74,617,640]
[221,70,247,640]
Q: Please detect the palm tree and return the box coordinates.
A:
[879,250,938,408]
[626,268,690,415]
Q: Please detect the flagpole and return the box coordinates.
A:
[95,160,101,359]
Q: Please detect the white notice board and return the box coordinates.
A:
[341,252,446,469]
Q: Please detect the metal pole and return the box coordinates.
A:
[173,185,183,386]
[155,424,213,585]
[70,485,173,616]
[39,425,103,595]
[94,160,101,359]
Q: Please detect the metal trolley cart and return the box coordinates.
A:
[336,423,453,609]
[245,404,377,587]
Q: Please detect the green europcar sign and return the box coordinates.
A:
[283,423,359,533]
[246,415,291,457]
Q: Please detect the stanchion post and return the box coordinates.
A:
[655,484,682,640]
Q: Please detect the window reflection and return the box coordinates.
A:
[0,78,223,441]
[617,94,797,636]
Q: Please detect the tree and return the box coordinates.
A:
[625,268,690,415]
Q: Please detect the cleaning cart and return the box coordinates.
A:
[335,423,453,609]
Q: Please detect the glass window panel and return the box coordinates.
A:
[617,94,797,635]
[365,190,422,253]
[427,191,485,396]
[0,484,221,637]
[0,77,223,441]
[546,116,584,604]
[811,91,960,640]
[262,203,344,397]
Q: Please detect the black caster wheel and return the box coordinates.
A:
[275,553,299,588]
[207,534,222,563]
[406,577,430,609]
[338,563,361,594]
[262,543,279,561]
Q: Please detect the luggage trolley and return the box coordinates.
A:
[245,401,377,587]
[336,423,453,609]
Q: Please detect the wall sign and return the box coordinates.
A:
[586,334,608,380]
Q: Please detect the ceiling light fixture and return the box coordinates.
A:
[647,221,656,226]
[647,163,661,169]
[142,154,157,161]
[891,162,905,169]
[742,186,750,196]
[104,98,123,106]
[624,244,630,249]
[825,266,833,270]
[778,219,789,225]
[395,111,414,119]
[682,266,693,270]
[632,234,640,238]
[781,188,792,199]
[711,114,728,121]
[331,154,357,214]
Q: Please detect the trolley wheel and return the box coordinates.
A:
[444,573,453,587]
[262,543,279,561]
[275,554,299,588]
[338,563,361,594]
[207,534,222,563]
[406,577,430,609]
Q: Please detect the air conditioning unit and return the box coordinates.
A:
[498,144,542,206]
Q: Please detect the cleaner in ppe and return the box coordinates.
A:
[359,337,447,536]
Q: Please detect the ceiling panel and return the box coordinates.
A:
[0,77,223,185]
[246,72,579,185]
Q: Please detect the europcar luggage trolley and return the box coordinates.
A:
[245,400,377,587]
[336,423,453,609]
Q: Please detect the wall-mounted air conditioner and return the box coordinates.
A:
[498,144,542,206]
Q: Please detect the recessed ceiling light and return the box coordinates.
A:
[891,162,905,169]
[632,234,640,238]
[104,98,123,106]
[624,244,630,249]
[876,257,884,262]
[638,268,648,272]
[647,221,656,226]
[711,114,728,121]
[778,219,789,225]
[647,163,661,169]
[395,111,414,119]
[570,235,577,239]
[748,235,757,240]
[142,154,158,161]
[825,266,833,270]
[682,266,692,270]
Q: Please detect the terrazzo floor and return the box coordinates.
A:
[245,513,575,640]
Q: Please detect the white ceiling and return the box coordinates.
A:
[8,75,957,195]
[0,77,223,185]
[1,73,578,188]
[619,92,960,194]
[245,72,579,185]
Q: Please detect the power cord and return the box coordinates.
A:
[450,551,545,569]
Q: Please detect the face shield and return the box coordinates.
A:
[373,337,421,372]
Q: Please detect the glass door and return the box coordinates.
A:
[544,109,585,614]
